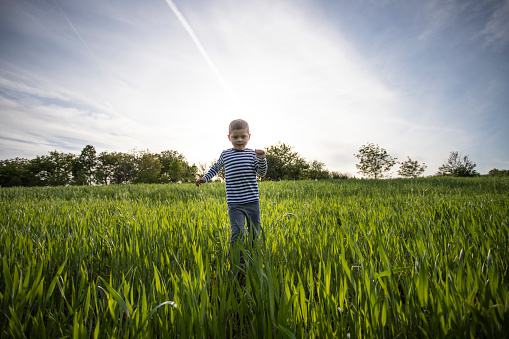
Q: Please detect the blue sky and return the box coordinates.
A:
[1,0,508,176]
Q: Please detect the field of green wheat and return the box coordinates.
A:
[1,177,508,338]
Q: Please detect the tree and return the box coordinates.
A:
[354,143,397,179]
[134,150,162,184]
[113,152,136,184]
[398,156,427,178]
[48,151,75,186]
[307,160,330,180]
[72,145,96,185]
[95,151,119,185]
[437,151,478,177]
[197,162,209,179]
[488,168,509,177]
[159,150,197,183]
[0,158,30,187]
[264,142,309,181]
[330,171,351,180]
[28,151,75,186]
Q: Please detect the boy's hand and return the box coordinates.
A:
[195,177,206,187]
[255,149,266,159]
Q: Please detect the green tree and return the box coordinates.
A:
[488,168,509,177]
[159,150,184,183]
[330,171,351,180]
[354,142,397,179]
[182,163,198,183]
[437,151,478,177]
[398,156,427,178]
[25,156,50,186]
[0,158,30,187]
[73,145,97,185]
[158,150,196,183]
[134,150,162,184]
[95,151,119,185]
[28,151,75,186]
[113,152,136,184]
[307,160,330,180]
[264,142,309,181]
[48,151,75,186]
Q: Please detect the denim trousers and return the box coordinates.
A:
[227,201,261,246]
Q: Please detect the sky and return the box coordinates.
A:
[1,0,508,176]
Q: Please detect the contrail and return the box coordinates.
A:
[164,0,235,98]
[53,0,109,79]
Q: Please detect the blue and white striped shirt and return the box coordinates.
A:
[203,148,268,205]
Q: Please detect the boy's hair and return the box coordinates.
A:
[229,119,249,134]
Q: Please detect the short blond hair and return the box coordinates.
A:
[229,119,249,134]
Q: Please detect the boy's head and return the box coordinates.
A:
[228,119,249,134]
[228,119,251,151]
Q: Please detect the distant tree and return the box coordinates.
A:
[73,145,97,185]
[330,171,351,180]
[48,151,75,186]
[159,150,184,183]
[398,156,427,178]
[437,151,478,177]
[354,142,397,179]
[25,156,50,186]
[95,151,119,185]
[158,150,197,183]
[182,163,198,183]
[134,150,162,184]
[113,152,136,184]
[488,168,509,177]
[28,151,75,186]
[307,160,330,180]
[0,158,30,187]
[263,142,309,181]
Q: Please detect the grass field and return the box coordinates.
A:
[1,177,508,338]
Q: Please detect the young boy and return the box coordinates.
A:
[195,119,268,246]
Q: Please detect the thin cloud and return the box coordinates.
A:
[164,0,235,99]
[481,1,509,50]
[0,68,147,158]
[53,0,108,77]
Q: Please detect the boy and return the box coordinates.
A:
[195,119,267,246]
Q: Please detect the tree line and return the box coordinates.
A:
[0,143,349,187]
[353,142,508,179]
[1,142,507,187]
[0,146,197,187]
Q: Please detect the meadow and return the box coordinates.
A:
[0,177,508,338]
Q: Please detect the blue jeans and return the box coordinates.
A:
[227,201,261,246]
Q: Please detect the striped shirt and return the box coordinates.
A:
[203,148,268,205]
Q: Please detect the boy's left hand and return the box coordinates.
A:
[255,149,265,159]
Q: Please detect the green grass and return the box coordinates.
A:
[1,177,508,338]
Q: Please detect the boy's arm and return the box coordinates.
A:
[195,156,224,186]
[255,149,268,177]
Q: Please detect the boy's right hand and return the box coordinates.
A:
[195,177,206,187]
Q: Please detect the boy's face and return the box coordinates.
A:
[228,128,251,150]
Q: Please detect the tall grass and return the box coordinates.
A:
[0,177,508,338]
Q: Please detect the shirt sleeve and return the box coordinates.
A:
[256,156,268,177]
[203,152,224,182]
